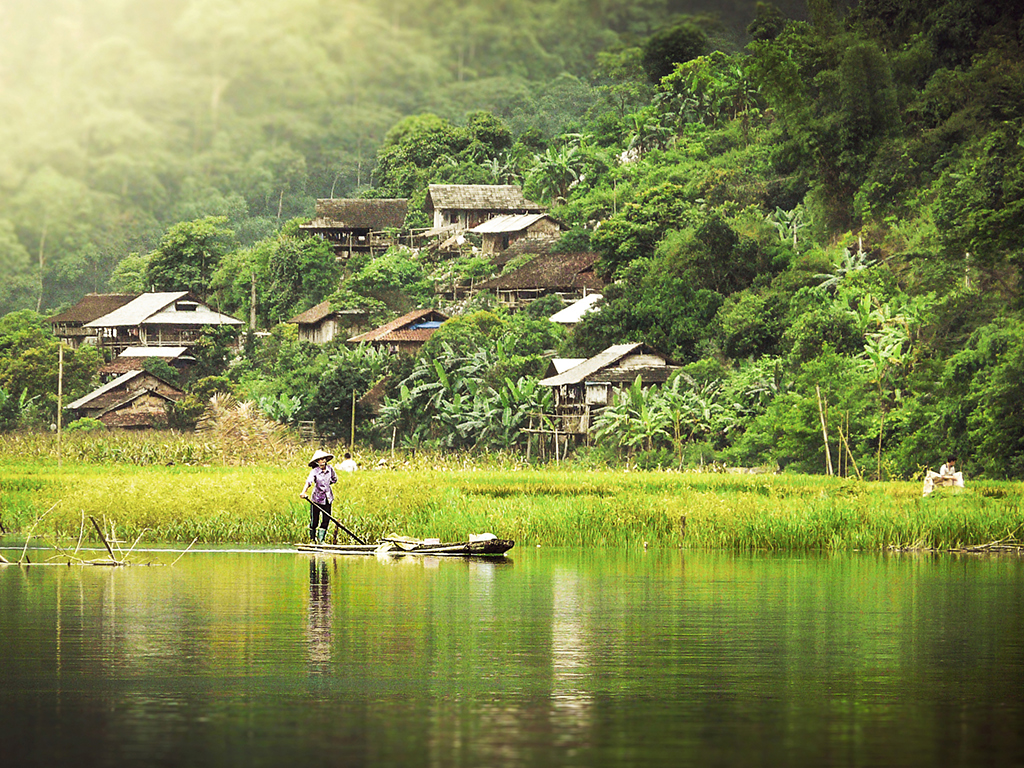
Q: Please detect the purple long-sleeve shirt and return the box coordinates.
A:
[305,465,337,504]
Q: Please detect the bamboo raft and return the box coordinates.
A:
[297,535,515,558]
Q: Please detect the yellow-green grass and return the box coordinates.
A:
[3,447,1022,551]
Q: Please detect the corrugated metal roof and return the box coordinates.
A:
[425,185,544,213]
[549,294,603,324]
[540,343,651,387]
[67,369,183,410]
[545,359,588,377]
[145,304,243,326]
[84,292,187,328]
[67,370,147,410]
[119,346,189,358]
[347,308,448,343]
[469,213,554,234]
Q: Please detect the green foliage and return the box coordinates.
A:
[941,317,1024,478]
[168,376,234,431]
[419,311,505,361]
[142,358,180,386]
[108,253,150,293]
[309,362,375,442]
[213,222,340,328]
[569,255,723,361]
[0,310,101,423]
[0,219,35,316]
[590,182,692,276]
[146,217,236,300]
[64,417,106,433]
[190,326,240,381]
[346,247,431,309]
[641,22,709,83]
[747,2,788,42]
[936,122,1024,277]
[717,291,785,358]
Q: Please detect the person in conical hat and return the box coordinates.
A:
[300,450,337,542]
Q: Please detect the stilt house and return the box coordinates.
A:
[300,199,409,259]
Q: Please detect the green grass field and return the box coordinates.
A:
[2,432,1023,551]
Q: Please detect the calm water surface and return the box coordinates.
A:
[1,545,1022,767]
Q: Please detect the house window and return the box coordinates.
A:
[175,302,198,312]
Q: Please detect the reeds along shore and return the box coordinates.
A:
[1,432,1023,552]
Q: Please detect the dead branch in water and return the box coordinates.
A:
[90,515,119,563]
[951,538,1024,554]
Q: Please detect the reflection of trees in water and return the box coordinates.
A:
[306,557,332,672]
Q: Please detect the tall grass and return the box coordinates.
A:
[3,436,1022,550]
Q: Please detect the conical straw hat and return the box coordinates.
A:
[308,449,334,467]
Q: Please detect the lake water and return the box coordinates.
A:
[1,544,1023,767]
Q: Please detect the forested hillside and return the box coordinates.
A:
[0,0,799,313]
[3,0,1024,478]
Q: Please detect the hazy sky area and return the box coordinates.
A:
[0,0,811,312]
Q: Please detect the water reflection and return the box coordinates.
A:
[550,567,594,738]
[2,548,1023,767]
[306,556,332,673]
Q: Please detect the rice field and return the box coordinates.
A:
[2,432,1023,551]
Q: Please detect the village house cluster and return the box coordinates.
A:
[52,184,677,437]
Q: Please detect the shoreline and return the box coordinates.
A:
[3,454,1022,553]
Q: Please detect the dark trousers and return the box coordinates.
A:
[309,500,331,538]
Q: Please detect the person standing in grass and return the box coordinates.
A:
[338,451,358,472]
[301,449,337,543]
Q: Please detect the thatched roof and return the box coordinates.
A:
[491,234,561,267]
[98,347,192,376]
[348,308,448,344]
[425,185,543,213]
[287,301,371,326]
[476,252,604,292]
[288,301,334,325]
[100,409,168,429]
[49,294,140,324]
[302,199,409,231]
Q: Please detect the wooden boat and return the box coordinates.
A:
[297,534,515,558]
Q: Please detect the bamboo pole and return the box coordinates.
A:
[57,343,63,468]
[837,418,863,480]
[350,389,356,448]
[815,385,833,476]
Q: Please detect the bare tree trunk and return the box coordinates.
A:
[250,271,257,330]
[36,222,47,312]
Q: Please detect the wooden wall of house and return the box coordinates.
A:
[619,354,667,370]
[299,318,341,344]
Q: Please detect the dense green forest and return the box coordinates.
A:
[3,0,1024,480]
